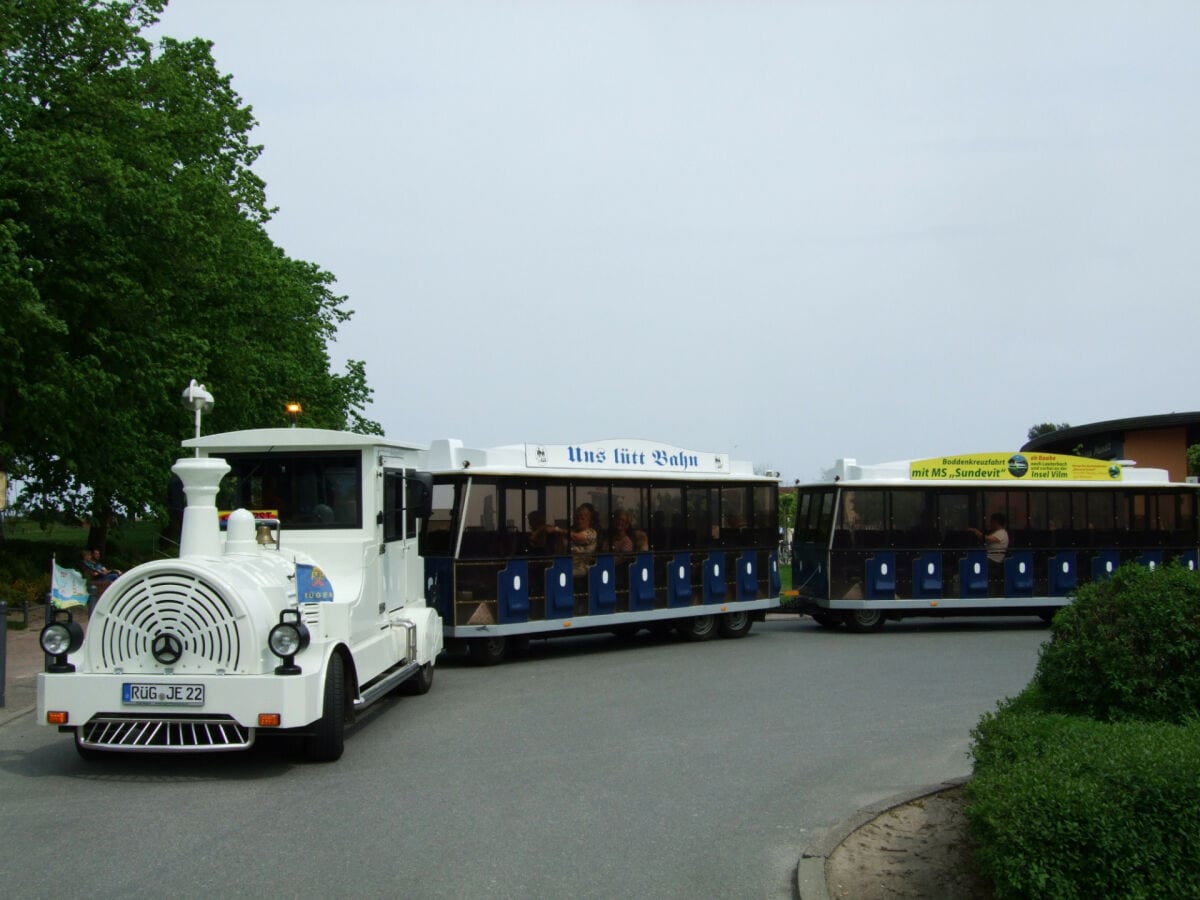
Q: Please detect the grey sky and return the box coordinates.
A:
[154,1,1200,481]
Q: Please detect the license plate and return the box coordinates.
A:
[122,683,205,707]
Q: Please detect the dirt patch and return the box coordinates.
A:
[826,787,993,899]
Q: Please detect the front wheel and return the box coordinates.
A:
[399,662,434,696]
[677,614,718,642]
[467,636,507,666]
[717,611,753,639]
[303,652,346,762]
[842,609,886,633]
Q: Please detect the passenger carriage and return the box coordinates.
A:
[420,439,782,663]
[791,452,1200,631]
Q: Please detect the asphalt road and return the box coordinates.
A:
[0,617,1047,899]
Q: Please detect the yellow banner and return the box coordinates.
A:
[909,453,1122,482]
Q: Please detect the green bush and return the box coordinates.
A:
[1035,563,1200,723]
[968,704,1200,899]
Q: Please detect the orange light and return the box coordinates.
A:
[47,711,68,725]
[285,402,302,414]
[562,621,572,628]
[258,713,281,728]
[929,601,939,607]
[720,605,727,612]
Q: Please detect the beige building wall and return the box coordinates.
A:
[1124,427,1187,482]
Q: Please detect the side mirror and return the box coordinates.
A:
[406,472,434,521]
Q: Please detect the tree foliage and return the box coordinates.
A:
[0,0,379,534]
[1188,443,1200,476]
[1026,422,1071,442]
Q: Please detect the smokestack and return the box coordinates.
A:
[172,456,231,558]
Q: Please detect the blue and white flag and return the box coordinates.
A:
[296,563,335,603]
[51,561,89,609]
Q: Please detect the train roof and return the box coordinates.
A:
[184,428,424,453]
[423,438,774,481]
[805,452,1185,487]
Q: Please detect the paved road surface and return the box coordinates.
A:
[0,617,1046,898]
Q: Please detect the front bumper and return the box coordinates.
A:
[37,669,325,738]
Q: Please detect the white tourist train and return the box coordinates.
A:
[38,425,442,761]
[37,393,781,758]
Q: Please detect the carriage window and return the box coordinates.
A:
[459,481,501,558]
[890,490,932,549]
[752,484,776,545]
[420,482,456,556]
[650,486,685,550]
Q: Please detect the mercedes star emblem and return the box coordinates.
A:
[151,632,184,666]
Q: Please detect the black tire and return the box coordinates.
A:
[717,611,753,639]
[842,609,886,633]
[399,662,434,696]
[811,611,842,629]
[677,614,718,642]
[304,651,346,762]
[467,636,507,666]
[1038,609,1057,625]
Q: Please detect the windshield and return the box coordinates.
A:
[216,451,362,529]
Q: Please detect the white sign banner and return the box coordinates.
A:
[524,441,728,475]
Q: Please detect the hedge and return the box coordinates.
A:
[1035,563,1200,723]
[967,702,1200,899]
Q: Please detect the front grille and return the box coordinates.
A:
[79,715,252,751]
[94,571,246,673]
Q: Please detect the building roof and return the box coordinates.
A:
[1022,412,1200,453]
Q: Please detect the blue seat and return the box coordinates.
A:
[1047,551,1078,596]
[1091,550,1120,582]
[703,551,727,604]
[1136,549,1163,572]
[668,552,692,607]
[628,553,656,611]
[865,551,896,600]
[1004,551,1034,597]
[544,557,574,618]
[1178,549,1199,573]
[959,551,989,598]
[588,554,617,615]
[496,559,530,624]
[736,550,758,601]
[911,552,942,599]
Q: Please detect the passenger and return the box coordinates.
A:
[526,510,566,555]
[609,509,634,554]
[556,503,598,578]
[969,513,1010,564]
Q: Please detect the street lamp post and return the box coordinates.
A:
[286,401,302,428]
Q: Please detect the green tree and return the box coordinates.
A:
[1188,444,1200,477]
[778,490,797,533]
[1026,422,1071,442]
[0,0,379,546]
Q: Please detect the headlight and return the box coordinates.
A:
[269,622,307,658]
[268,609,311,676]
[40,615,84,673]
[41,623,74,656]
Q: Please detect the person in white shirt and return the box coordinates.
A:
[970,513,1010,564]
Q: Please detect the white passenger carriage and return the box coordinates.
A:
[38,427,442,760]
[791,452,1200,631]
[421,439,782,664]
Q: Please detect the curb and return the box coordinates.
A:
[795,775,971,900]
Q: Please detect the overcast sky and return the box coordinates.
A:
[153,1,1199,481]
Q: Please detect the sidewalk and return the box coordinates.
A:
[1,606,91,729]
